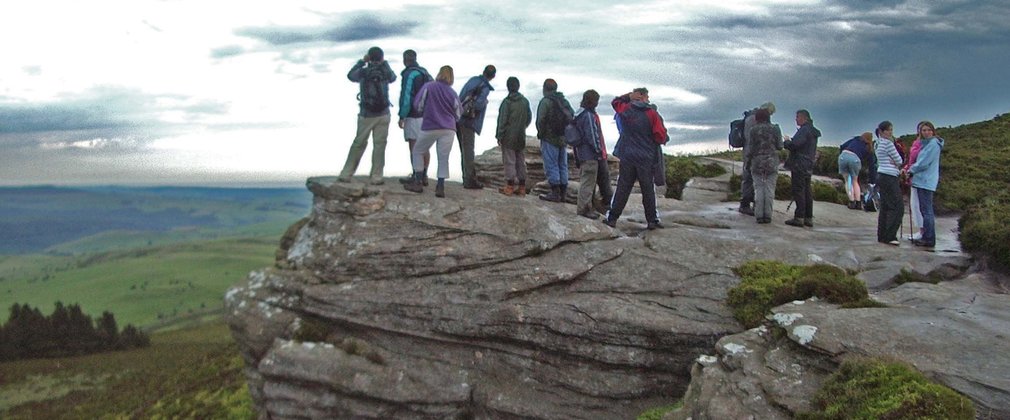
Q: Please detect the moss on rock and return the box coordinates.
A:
[728,261,879,328]
[799,357,975,420]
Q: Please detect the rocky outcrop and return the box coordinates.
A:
[227,172,1008,419]
[672,272,1010,419]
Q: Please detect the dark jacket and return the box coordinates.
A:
[347,60,396,118]
[398,65,430,119]
[572,108,606,164]
[784,122,821,175]
[536,91,575,148]
[746,123,783,176]
[458,76,494,134]
[611,97,669,167]
[495,92,532,151]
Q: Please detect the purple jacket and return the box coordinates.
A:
[414,81,460,131]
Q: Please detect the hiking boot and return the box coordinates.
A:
[803,218,814,227]
[337,175,351,183]
[369,178,384,186]
[579,210,600,220]
[559,184,568,202]
[602,218,617,228]
[785,218,805,227]
[912,239,935,248]
[647,220,665,230]
[499,183,515,196]
[402,172,423,193]
[738,205,754,216]
[757,218,771,224]
[435,180,445,198]
[539,185,562,202]
[853,200,863,210]
[516,181,527,196]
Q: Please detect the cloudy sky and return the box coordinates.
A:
[2,0,1008,186]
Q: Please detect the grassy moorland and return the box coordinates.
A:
[0,320,252,419]
[0,237,279,328]
[0,186,309,417]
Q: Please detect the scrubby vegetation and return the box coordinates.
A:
[663,156,726,199]
[636,401,683,420]
[0,321,252,419]
[799,357,975,419]
[893,268,942,285]
[727,261,883,328]
[0,302,148,361]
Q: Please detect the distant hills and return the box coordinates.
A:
[0,186,310,254]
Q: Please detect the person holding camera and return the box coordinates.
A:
[338,46,396,185]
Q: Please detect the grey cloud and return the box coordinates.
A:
[211,45,246,58]
[0,87,229,147]
[235,13,417,47]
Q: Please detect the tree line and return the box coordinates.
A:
[0,301,149,361]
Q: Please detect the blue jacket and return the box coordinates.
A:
[458,75,494,134]
[347,60,396,118]
[398,65,430,119]
[908,136,944,191]
[613,101,665,167]
[573,108,605,164]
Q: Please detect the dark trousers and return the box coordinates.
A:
[740,158,754,207]
[790,171,813,219]
[876,174,904,242]
[595,160,613,202]
[606,163,657,224]
[456,124,477,184]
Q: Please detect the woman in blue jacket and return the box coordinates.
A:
[906,121,944,248]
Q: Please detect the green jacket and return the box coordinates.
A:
[496,92,532,151]
[536,92,574,148]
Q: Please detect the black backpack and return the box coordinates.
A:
[358,64,389,113]
[546,96,574,136]
[460,87,481,119]
[728,110,752,148]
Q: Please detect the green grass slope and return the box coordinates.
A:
[0,237,278,328]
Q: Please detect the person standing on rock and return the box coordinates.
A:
[837,132,876,210]
[495,76,532,196]
[739,102,776,216]
[571,89,612,219]
[603,88,669,230]
[457,65,496,189]
[403,65,460,198]
[338,46,397,185]
[874,120,904,245]
[783,109,821,228]
[744,108,783,224]
[536,78,575,202]
[906,120,944,248]
[396,49,432,186]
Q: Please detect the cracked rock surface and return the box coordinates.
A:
[227,175,1006,419]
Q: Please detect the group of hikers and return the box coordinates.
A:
[737,104,944,248]
[336,46,943,245]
